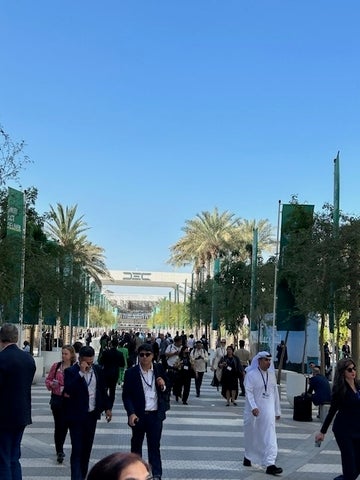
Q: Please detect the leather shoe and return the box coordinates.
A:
[57,452,65,464]
[243,457,251,467]
[266,465,283,475]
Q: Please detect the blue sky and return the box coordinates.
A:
[1,1,359,281]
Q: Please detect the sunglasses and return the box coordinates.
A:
[346,366,356,373]
[139,352,152,358]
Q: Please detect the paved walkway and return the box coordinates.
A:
[21,370,342,480]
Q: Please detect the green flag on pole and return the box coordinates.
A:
[276,203,314,331]
[6,187,25,322]
[7,187,24,236]
[249,228,258,331]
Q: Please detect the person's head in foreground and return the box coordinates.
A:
[87,452,152,480]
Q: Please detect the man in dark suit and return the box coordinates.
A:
[122,343,169,480]
[98,338,125,408]
[0,323,36,480]
[306,366,331,412]
[63,345,112,480]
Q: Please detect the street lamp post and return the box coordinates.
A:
[200,265,206,338]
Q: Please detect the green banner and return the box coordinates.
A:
[276,204,314,331]
[7,187,24,236]
[5,188,25,322]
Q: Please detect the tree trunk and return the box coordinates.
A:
[351,321,360,367]
[276,330,289,385]
[319,313,326,375]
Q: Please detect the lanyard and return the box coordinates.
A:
[140,369,154,389]
[258,368,268,393]
[85,370,94,387]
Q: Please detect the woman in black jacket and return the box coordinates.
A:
[219,345,243,406]
[315,357,360,480]
[174,346,195,405]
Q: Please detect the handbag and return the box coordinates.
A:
[154,363,171,412]
[160,388,171,412]
[50,393,63,408]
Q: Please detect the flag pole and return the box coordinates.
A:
[331,152,340,371]
[18,190,27,347]
[272,200,282,359]
[249,227,258,353]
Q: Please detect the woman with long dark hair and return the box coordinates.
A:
[45,344,76,463]
[315,357,360,480]
[87,452,152,480]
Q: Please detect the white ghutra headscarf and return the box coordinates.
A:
[245,351,275,373]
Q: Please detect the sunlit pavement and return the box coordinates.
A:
[22,371,342,480]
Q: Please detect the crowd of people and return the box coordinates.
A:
[2,322,359,480]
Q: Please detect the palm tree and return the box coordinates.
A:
[46,204,109,283]
[46,204,89,253]
[230,219,276,262]
[168,209,275,277]
[45,203,110,337]
[79,241,109,287]
[168,207,240,282]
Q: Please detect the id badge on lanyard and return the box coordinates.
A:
[258,368,269,399]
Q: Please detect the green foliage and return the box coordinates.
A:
[0,190,111,328]
[0,125,31,188]
[150,298,190,330]
[89,305,115,328]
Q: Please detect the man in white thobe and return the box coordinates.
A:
[243,351,282,476]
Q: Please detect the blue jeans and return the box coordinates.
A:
[0,426,25,480]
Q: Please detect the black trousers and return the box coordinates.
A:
[167,368,179,394]
[335,431,360,480]
[239,373,246,395]
[180,373,192,403]
[194,371,204,395]
[131,411,163,477]
[69,411,98,480]
[104,374,118,409]
[51,403,69,454]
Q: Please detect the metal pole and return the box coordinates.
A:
[249,228,258,352]
[18,191,26,348]
[272,200,282,358]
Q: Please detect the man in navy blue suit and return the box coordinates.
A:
[0,323,36,480]
[63,345,112,480]
[122,343,169,480]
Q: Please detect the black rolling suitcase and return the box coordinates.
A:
[293,376,312,421]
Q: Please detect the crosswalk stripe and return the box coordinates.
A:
[22,372,342,480]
